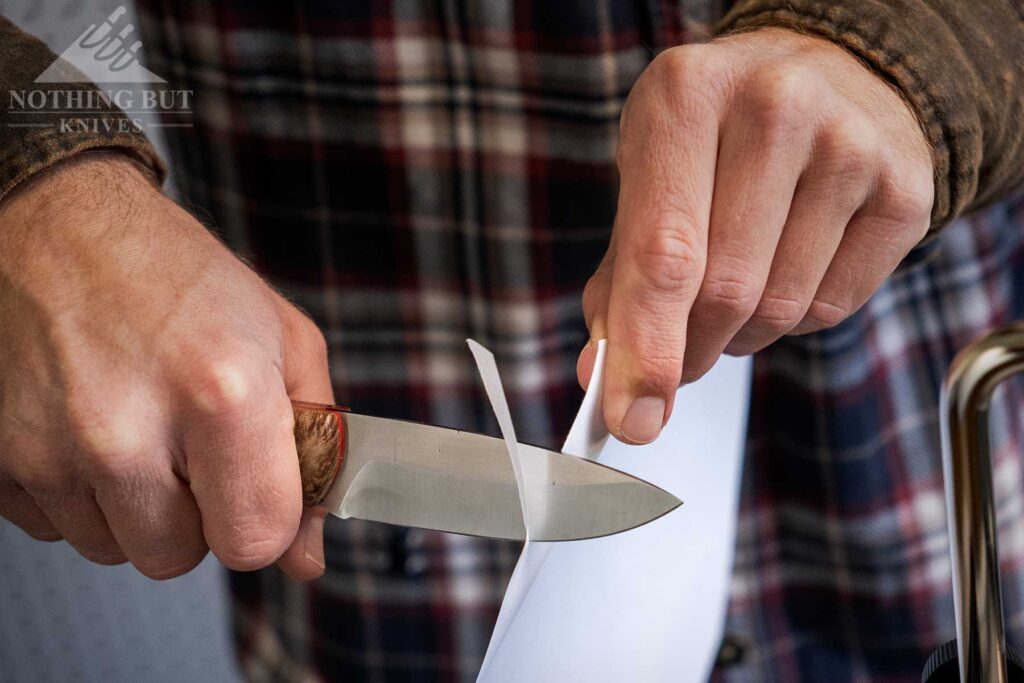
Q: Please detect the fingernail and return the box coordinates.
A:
[303,512,326,570]
[618,396,666,445]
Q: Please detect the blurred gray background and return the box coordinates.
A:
[0,1,239,681]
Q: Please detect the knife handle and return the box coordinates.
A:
[292,401,347,506]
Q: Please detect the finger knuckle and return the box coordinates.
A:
[0,431,64,493]
[0,430,59,489]
[626,46,720,133]
[751,291,809,334]
[618,47,718,164]
[187,356,256,417]
[214,515,293,571]
[634,227,704,295]
[67,410,145,475]
[877,166,935,231]
[650,46,706,90]
[747,62,818,134]
[819,116,879,181]
[697,269,761,322]
[803,298,850,330]
[635,354,683,395]
[216,538,286,572]
[14,460,72,496]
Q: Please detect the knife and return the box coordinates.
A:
[290,401,681,541]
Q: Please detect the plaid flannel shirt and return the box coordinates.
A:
[127,1,1024,680]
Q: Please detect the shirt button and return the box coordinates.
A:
[716,634,746,667]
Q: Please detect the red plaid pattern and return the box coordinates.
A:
[718,206,1024,681]
[130,1,1024,680]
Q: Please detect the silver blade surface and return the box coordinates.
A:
[321,413,681,541]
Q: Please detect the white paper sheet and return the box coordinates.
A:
[470,339,750,682]
[466,339,552,676]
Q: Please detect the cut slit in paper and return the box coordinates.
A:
[468,338,751,682]
[467,340,610,680]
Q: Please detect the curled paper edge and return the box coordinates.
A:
[561,340,609,459]
[466,340,531,534]
[470,339,609,681]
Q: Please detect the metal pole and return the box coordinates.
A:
[941,323,1024,683]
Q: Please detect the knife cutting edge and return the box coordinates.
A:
[290,401,682,542]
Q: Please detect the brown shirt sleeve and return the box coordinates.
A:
[717,0,1024,233]
[0,16,166,202]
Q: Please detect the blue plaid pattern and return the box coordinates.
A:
[719,203,1024,680]
[130,0,1024,680]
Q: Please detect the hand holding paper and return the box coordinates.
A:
[472,339,750,682]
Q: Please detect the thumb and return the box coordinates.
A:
[277,307,335,581]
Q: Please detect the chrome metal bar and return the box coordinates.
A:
[941,322,1024,683]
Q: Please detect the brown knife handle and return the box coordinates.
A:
[292,401,347,507]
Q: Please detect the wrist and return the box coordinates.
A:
[0,151,174,289]
[0,150,162,221]
[0,150,165,257]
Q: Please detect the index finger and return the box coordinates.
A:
[601,52,719,444]
[182,359,303,571]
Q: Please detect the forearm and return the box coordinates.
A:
[0,15,165,203]
[718,0,1024,233]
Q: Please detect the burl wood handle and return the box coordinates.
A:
[292,401,347,507]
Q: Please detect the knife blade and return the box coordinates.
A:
[291,401,681,541]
